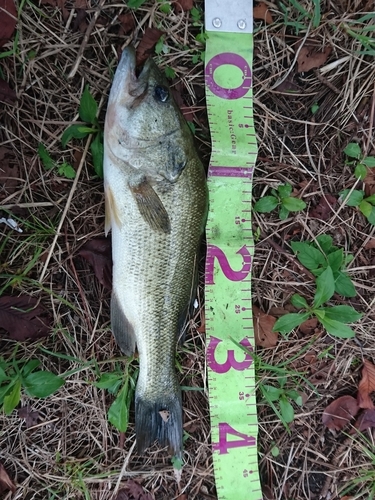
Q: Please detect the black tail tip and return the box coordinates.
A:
[135,394,183,457]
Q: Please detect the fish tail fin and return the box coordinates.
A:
[135,388,183,457]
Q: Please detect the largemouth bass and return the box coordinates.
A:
[103,47,208,457]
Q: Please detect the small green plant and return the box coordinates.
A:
[38,143,76,179]
[343,142,375,180]
[340,189,375,226]
[260,377,303,425]
[273,266,362,338]
[93,363,136,433]
[342,13,375,56]
[254,183,306,220]
[0,355,64,415]
[279,0,321,34]
[62,86,103,178]
[290,234,356,297]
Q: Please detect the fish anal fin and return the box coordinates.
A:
[104,185,122,236]
[111,293,136,356]
[129,179,171,234]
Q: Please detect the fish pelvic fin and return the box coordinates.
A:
[129,178,171,234]
[110,292,136,356]
[135,389,183,458]
[104,185,122,236]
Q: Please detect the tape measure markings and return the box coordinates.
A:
[204,9,261,499]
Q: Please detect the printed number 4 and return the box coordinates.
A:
[213,423,256,454]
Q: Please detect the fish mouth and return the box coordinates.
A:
[115,47,152,101]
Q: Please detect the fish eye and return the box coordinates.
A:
[154,85,169,103]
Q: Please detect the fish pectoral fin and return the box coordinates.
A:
[129,178,171,234]
[111,293,136,356]
[104,185,122,236]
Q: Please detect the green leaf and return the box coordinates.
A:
[281,197,306,212]
[367,207,375,225]
[165,66,176,79]
[279,397,294,423]
[315,234,333,253]
[354,163,368,180]
[108,380,130,432]
[90,131,104,178]
[364,194,375,204]
[359,199,373,217]
[127,0,146,7]
[253,196,279,213]
[313,266,335,308]
[290,294,309,309]
[327,249,344,272]
[286,389,302,405]
[334,271,356,297]
[3,378,21,415]
[277,183,292,198]
[311,102,319,114]
[278,205,289,220]
[155,36,164,55]
[94,372,123,394]
[363,156,375,167]
[262,385,283,401]
[21,359,41,378]
[57,162,76,179]
[79,86,98,124]
[0,366,8,384]
[320,305,362,323]
[61,124,92,147]
[273,312,310,334]
[23,371,64,398]
[38,143,55,170]
[271,445,280,457]
[290,241,325,270]
[340,189,364,207]
[344,142,361,159]
[0,383,12,405]
[319,317,356,338]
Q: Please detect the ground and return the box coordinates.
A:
[1,0,375,499]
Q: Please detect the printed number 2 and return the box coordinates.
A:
[212,423,256,454]
[207,336,252,374]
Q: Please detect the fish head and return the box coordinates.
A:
[105,47,193,183]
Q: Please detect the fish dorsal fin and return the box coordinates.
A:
[104,185,122,236]
[129,178,171,234]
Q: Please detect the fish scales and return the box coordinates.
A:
[104,47,208,457]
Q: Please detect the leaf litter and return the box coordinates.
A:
[2,0,375,498]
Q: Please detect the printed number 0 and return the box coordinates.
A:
[207,336,253,374]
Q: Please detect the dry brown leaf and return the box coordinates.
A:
[354,408,375,432]
[0,146,19,196]
[115,480,153,500]
[0,462,16,495]
[297,45,332,73]
[253,305,278,348]
[118,13,135,36]
[0,0,17,47]
[309,194,337,220]
[357,359,375,409]
[78,237,112,290]
[365,238,375,250]
[364,168,375,197]
[136,28,164,66]
[299,317,318,335]
[0,79,16,103]
[18,406,40,428]
[0,295,51,341]
[253,2,273,24]
[322,395,359,431]
[173,0,193,13]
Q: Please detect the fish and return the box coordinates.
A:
[103,46,208,457]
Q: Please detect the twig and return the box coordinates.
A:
[68,0,106,79]
[39,135,92,281]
